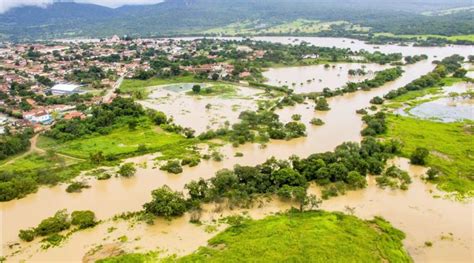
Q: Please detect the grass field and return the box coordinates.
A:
[185,84,238,98]
[375,33,474,42]
[0,153,74,173]
[381,115,474,197]
[37,124,191,159]
[119,76,201,97]
[100,211,411,263]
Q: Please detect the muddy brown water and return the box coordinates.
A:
[1,38,473,262]
[263,63,389,94]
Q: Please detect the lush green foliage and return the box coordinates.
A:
[380,115,474,197]
[172,211,411,262]
[19,209,97,242]
[383,55,465,100]
[0,129,32,160]
[143,186,188,218]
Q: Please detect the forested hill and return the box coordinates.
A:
[0,0,473,41]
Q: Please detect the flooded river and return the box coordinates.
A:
[1,37,473,262]
[263,63,389,94]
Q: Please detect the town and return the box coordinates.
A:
[0,36,265,135]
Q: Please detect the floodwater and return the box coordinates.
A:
[1,37,473,262]
[263,63,389,93]
[396,82,474,122]
[140,84,262,133]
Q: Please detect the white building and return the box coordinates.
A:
[51,84,81,95]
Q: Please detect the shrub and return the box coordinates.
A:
[66,181,90,193]
[143,186,188,218]
[410,147,429,165]
[160,160,183,174]
[315,98,330,111]
[71,210,97,229]
[370,96,384,105]
[19,229,36,242]
[35,210,70,236]
[310,118,324,126]
[117,163,136,177]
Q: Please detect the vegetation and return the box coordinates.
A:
[65,181,90,193]
[19,209,97,242]
[380,115,474,197]
[117,163,136,177]
[102,211,411,263]
[143,186,187,218]
[383,55,465,100]
[0,129,33,160]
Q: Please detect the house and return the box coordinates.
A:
[23,110,53,124]
[63,111,85,120]
[51,84,81,95]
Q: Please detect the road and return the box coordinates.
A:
[102,75,124,103]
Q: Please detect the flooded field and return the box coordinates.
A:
[140,84,262,133]
[263,63,388,93]
[396,82,474,122]
[2,37,473,262]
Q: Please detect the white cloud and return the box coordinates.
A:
[0,0,165,13]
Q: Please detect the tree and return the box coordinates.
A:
[71,210,97,229]
[453,68,467,78]
[143,186,188,218]
[35,210,70,236]
[160,160,183,174]
[410,147,429,165]
[192,84,201,93]
[426,168,440,181]
[345,171,367,189]
[370,96,384,105]
[19,229,36,242]
[117,163,136,177]
[315,98,330,111]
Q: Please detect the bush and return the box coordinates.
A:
[35,210,70,236]
[192,84,201,93]
[71,210,97,229]
[410,147,429,165]
[181,156,201,167]
[117,163,136,177]
[310,118,324,126]
[160,160,183,174]
[19,229,36,242]
[315,98,330,111]
[426,168,440,180]
[66,181,90,193]
[143,186,188,218]
[370,96,384,105]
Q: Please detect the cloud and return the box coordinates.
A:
[0,0,165,13]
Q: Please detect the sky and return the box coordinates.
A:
[0,0,165,13]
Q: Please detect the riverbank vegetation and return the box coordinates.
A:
[100,211,411,263]
[0,97,201,201]
[380,115,473,197]
[19,209,97,245]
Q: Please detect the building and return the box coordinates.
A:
[23,110,53,124]
[51,84,81,95]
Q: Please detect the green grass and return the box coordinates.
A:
[186,84,238,98]
[101,211,412,263]
[381,115,474,197]
[374,33,474,42]
[37,124,189,159]
[0,153,74,173]
[119,76,201,96]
